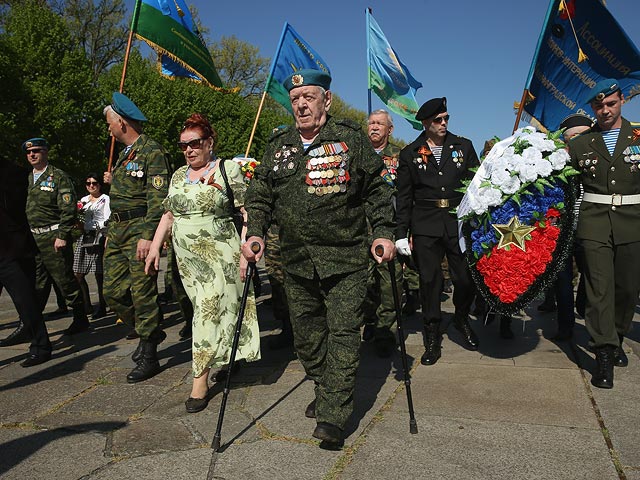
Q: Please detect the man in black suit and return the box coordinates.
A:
[395,97,480,365]
[0,157,52,366]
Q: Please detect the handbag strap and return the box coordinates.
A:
[218,159,236,219]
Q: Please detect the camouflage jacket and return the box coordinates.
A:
[26,163,77,241]
[246,116,395,279]
[110,134,171,240]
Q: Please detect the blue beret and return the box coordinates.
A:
[585,78,620,103]
[22,137,49,152]
[283,69,331,92]
[111,92,147,122]
[416,97,447,121]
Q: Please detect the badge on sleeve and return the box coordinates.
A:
[61,193,72,204]
[152,175,165,190]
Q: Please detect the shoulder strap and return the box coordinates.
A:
[218,159,236,218]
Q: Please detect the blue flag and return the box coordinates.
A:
[524,0,640,130]
[265,23,331,113]
[366,11,423,130]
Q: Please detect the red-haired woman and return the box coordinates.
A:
[145,113,260,413]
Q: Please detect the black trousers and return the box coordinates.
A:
[412,234,473,325]
[0,256,51,355]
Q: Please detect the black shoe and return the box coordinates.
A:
[362,323,375,342]
[92,307,107,320]
[551,329,573,342]
[305,399,316,418]
[20,352,52,367]
[185,395,210,413]
[453,317,479,350]
[499,317,514,340]
[127,341,161,383]
[421,324,442,365]
[178,323,192,341]
[591,346,614,389]
[443,279,453,294]
[614,346,628,368]
[132,330,166,363]
[0,325,30,347]
[63,320,90,336]
[312,422,344,445]
[125,329,140,340]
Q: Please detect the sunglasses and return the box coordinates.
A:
[27,148,44,154]
[432,115,450,124]
[86,181,99,186]
[177,137,206,151]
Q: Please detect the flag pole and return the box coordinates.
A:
[512,0,560,133]
[366,8,372,115]
[243,22,289,159]
[108,0,142,171]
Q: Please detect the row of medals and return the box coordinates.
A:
[39,176,56,191]
[125,161,145,178]
[623,146,640,172]
[578,155,599,177]
[305,155,350,196]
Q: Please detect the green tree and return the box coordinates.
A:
[210,35,269,98]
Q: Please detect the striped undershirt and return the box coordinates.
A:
[601,128,620,155]
[431,145,443,165]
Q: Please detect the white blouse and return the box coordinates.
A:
[80,194,111,231]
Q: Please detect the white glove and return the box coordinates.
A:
[395,238,411,256]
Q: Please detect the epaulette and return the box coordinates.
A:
[269,125,290,141]
[630,121,640,127]
[335,118,361,131]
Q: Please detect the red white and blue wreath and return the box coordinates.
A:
[457,127,580,315]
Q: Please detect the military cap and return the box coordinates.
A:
[111,92,147,122]
[283,69,331,92]
[559,113,594,130]
[22,137,49,152]
[585,78,620,103]
[416,97,447,121]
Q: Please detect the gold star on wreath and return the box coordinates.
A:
[492,216,536,251]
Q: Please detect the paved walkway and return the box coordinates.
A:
[0,261,639,480]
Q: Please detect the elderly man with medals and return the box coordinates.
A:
[242,69,396,448]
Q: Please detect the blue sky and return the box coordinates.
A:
[127,1,640,152]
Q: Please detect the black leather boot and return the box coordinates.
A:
[614,334,628,367]
[63,308,90,335]
[0,321,30,347]
[132,330,166,363]
[421,322,442,365]
[453,315,479,350]
[127,340,161,383]
[591,346,614,389]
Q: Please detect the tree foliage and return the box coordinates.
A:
[210,35,269,98]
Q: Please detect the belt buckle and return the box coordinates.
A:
[611,194,622,206]
[437,198,449,208]
[112,212,121,223]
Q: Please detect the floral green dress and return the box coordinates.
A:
[164,161,260,377]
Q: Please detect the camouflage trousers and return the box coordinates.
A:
[103,221,162,341]
[284,268,367,429]
[166,244,193,323]
[33,231,84,313]
[362,257,403,335]
[265,226,289,322]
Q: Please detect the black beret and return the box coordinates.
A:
[559,114,594,130]
[416,97,447,121]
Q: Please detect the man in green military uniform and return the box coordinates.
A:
[569,79,640,389]
[23,137,89,335]
[242,69,396,448]
[362,109,403,357]
[103,92,171,383]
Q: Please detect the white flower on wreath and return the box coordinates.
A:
[548,149,570,170]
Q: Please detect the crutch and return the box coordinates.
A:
[211,242,260,452]
[375,245,418,434]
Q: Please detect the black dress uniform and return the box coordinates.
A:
[396,104,479,364]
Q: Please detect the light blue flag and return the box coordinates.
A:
[366,11,423,130]
[524,0,640,130]
[265,23,331,113]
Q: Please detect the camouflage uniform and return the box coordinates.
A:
[103,134,171,340]
[26,164,85,315]
[246,116,395,429]
[264,224,290,334]
[363,142,403,342]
